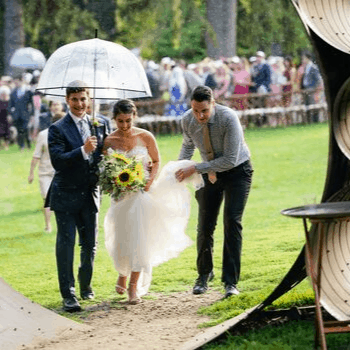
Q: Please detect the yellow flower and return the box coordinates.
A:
[112,153,131,164]
[134,162,144,181]
[115,168,135,187]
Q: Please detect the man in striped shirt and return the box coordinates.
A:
[175,85,253,298]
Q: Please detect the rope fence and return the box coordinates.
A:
[134,89,328,134]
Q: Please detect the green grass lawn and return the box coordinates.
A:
[2,122,350,348]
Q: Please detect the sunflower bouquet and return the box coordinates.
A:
[98,149,147,200]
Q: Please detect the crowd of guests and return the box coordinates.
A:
[0,49,324,153]
[0,71,44,151]
[142,50,325,123]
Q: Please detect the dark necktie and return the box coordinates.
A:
[202,123,217,184]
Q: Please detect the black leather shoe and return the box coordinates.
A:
[193,271,214,295]
[81,290,95,300]
[63,296,81,312]
[224,284,240,298]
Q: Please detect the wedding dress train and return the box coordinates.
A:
[104,146,203,296]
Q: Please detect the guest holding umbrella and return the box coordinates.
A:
[46,80,109,312]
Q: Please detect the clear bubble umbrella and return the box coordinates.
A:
[36,38,151,101]
[10,47,46,70]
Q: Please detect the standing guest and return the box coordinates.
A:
[268,57,286,94]
[0,85,11,150]
[266,57,286,109]
[30,70,42,138]
[46,80,108,312]
[251,51,271,125]
[301,51,322,123]
[231,57,251,110]
[213,61,231,101]
[201,58,217,90]
[281,56,296,108]
[248,57,257,93]
[39,100,65,132]
[31,92,42,138]
[281,56,297,125]
[145,60,161,100]
[159,57,173,101]
[164,65,188,116]
[251,51,271,94]
[225,56,237,97]
[179,60,203,105]
[189,63,204,84]
[175,86,253,298]
[8,77,34,151]
[28,112,65,232]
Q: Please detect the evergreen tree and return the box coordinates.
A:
[22,0,103,57]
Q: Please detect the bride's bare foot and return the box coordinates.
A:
[115,275,127,295]
[127,282,141,304]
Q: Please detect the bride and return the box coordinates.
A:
[103,99,203,304]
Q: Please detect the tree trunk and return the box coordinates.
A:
[206,0,237,59]
[4,0,25,76]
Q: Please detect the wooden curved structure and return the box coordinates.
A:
[264,0,350,321]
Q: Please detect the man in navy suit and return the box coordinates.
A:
[47,80,108,312]
[251,51,272,94]
[9,77,33,151]
[301,51,322,123]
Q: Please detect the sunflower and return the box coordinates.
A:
[115,168,135,187]
[112,153,131,164]
[134,162,144,181]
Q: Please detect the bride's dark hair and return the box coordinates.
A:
[113,99,137,119]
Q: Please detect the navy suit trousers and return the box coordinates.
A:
[54,205,98,298]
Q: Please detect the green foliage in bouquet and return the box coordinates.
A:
[98,150,147,200]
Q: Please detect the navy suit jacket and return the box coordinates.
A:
[47,113,108,213]
[8,88,33,123]
[302,63,321,90]
[252,63,271,92]
[39,111,53,131]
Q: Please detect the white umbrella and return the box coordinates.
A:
[10,47,46,70]
[36,38,151,101]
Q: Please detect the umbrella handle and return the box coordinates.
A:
[91,125,96,137]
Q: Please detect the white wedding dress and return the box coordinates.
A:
[104,146,204,296]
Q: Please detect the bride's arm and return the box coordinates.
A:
[143,132,160,192]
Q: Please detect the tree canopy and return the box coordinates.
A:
[0,0,311,75]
